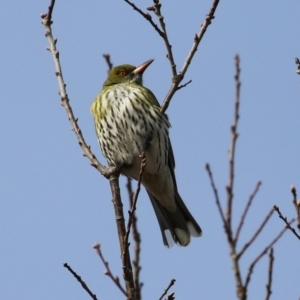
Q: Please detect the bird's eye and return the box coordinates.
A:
[119,70,126,76]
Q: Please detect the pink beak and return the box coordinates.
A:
[132,59,154,75]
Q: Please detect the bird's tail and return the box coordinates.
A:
[147,191,202,247]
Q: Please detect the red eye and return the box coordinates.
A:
[119,70,126,76]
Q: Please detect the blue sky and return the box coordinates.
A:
[1,1,300,299]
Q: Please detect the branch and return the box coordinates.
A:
[126,178,143,299]
[93,243,127,297]
[177,80,192,91]
[206,162,245,297]
[295,57,300,75]
[150,2,177,77]
[235,181,262,243]
[103,54,113,71]
[226,54,241,232]
[237,207,274,259]
[123,153,147,293]
[158,279,176,300]
[126,0,177,79]
[109,173,135,299]
[244,219,294,291]
[291,185,300,231]
[160,0,220,113]
[125,0,220,113]
[41,5,113,178]
[265,248,274,300]
[273,205,300,240]
[167,293,175,300]
[63,263,97,300]
[43,0,55,25]
[205,163,226,229]
[124,153,146,244]
[124,0,164,37]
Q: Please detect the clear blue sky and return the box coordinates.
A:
[1,1,299,299]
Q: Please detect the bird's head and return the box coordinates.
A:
[103,59,154,87]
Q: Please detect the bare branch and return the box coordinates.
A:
[158,279,176,300]
[124,0,164,37]
[226,54,241,232]
[127,178,143,299]
[124,153,147,273]
[273,205,300,240]
[244,219,294,291]
[206,163,245,298]
[161,0,220,113]
[295,57,300,75]
[237,207,274,259]
[177,80,192,91]
[265,248,274,300]
[41,6,112,178]
[151,2,177,77]
[40,0,55,25]
[205,163,226,227]
[103,54,113,71]
[63,263,98,300]
[210,61,242,300]
[125,0,220,112]
[228,239,244,298]
[109,173,136,299]
[125,1,177,80]
[235,181,262,243]
[291,185,300,231]
[93,243,127,297]
[167,293,175,300]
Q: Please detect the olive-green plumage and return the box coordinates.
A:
[91,59,202,247]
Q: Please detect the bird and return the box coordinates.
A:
[90,59,202,247]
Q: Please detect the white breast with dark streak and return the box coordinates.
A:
[98,84,170,177]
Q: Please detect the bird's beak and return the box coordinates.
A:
[132,59,154,75]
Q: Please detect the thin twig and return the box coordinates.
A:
[226,54,241,233]
[227,56,244,300]
[63,263,98,300]
[235,181,262,243]
[206,56,244,300]
[123,153,147,275]
[295,57,300,75]
[205,164,226,227]
[177,80,192,91]
[265,248,274,300]
[103,54,113,71]
[244,219,294,291]
[126,0,177,79]
[291,185,300,231]
[237,207,274,259]
[151,2,177,78]
[42,0,55,24]
[161,0,220,113]
[206,57,243,299]
[126,0,220,112]
[93,243,127,297]
[158,279,176,300]
[109,174,135,299]
[41,5,112,178]
[124,0,164,37]
[125,153,146,241]
[229,242,244,300]
[167,292,175,300]
[273,205,300,240]
[126,178,143,299]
